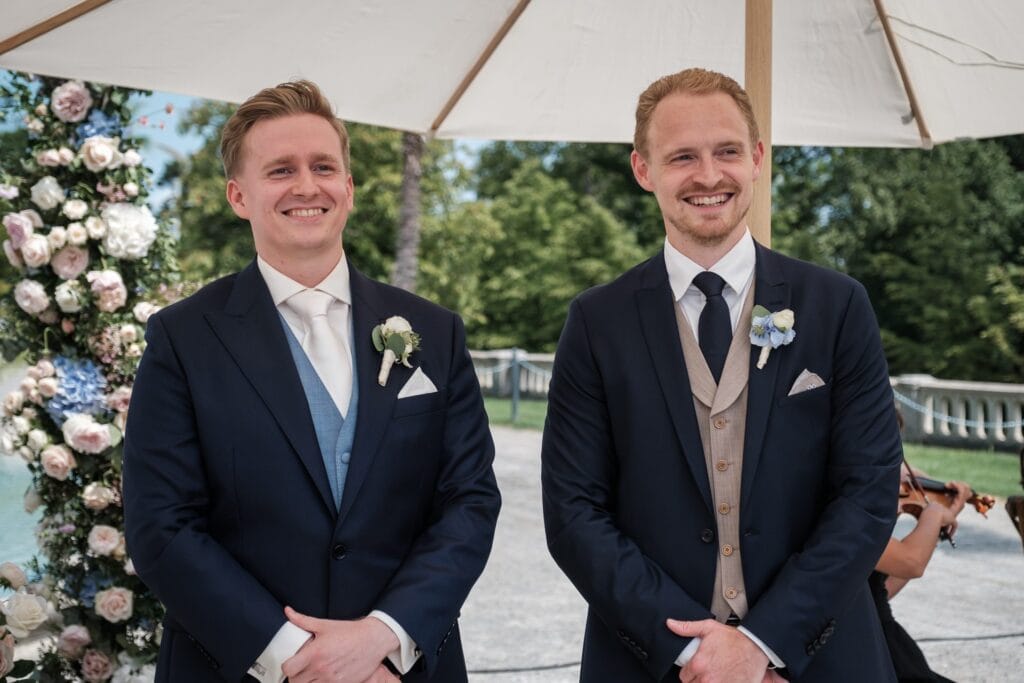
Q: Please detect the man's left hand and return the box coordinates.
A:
[668,618,768,683]
[281,607,399,683]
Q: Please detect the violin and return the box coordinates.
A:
[898,467,997,547]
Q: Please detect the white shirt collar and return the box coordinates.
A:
[257,254,351,307]
[664,229,755,302]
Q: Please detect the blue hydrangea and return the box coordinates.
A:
[45,356,107,426]
[77,572,112,608]
[75,108,122,141]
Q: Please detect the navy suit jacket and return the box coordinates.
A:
[123,259,500,682]
[541,244,901,682]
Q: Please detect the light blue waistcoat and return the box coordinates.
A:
[280,316,358,511]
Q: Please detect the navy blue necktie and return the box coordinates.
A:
[693,272,732,383]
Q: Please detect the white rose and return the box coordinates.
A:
[123,149,142,167]
[37,377,59,399]
[35,103,48,117]
[0,590,49,637]
[21,210,43,228]
[118,324,138,344]
[382,316,413,334]
[14,279,50,315]
[101,204,157,260]
[55,280,85,313]
[20,234,51,268]
[11,416,30,435]
[79,136,123,173]
[1,432,15,453]
[87,270,127,313]
[3,391,25,415]
[0,184,18,200]
[132,301,160,323]
[82,482,117,511]
[40,444,76,480]
[36,359,55,377]
[36,149,63,168]
[122,182,139,198]
[123,558,136,576]
[62,199,89,221]
[3,240,24,270]
[0,562,27,589]
[25,118,44,134]
[27,428,49,452]
[58,147,76,165]
[66,222,88,245]
[3,211,34,249]
[50,245,90,280]
[18,446,34,462]
[62,413,112,454]
[771,309,795,331]
[85,216,107,240]
[94,586,133,623]
[87,525,121,556]
[30,175,64,210]
[24,487,42,513]
[47,226,68,251]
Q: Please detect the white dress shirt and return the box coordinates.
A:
[248,255,421,681]
[663,231,785,671]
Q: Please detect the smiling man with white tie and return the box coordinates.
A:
[123,80,500,683]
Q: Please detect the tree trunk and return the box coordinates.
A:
[391,131,424,292]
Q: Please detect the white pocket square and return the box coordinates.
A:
[397,366,438,399]
[788,369,826,396]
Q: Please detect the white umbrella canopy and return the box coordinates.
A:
[2,0,1023,147]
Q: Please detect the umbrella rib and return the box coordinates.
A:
[0,0,114,57]
[429,0,533,136]
[872,0,933,149]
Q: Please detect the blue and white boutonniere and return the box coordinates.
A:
[749,306,796,369]
[371,316,421,386]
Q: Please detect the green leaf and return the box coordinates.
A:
[752,305,771,318]
[10,659,36,677]
[371,325,384,352]
[108,424,123,448]
[386,334,406,356]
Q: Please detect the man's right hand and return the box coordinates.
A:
[361,664,400,683]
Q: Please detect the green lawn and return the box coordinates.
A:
[484,397,1023,499]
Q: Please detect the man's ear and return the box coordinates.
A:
[751,140,765,181]
[630,150,654,192]
[225,178,250,219]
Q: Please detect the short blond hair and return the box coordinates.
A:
[220,80,350,178]
[633,68,759,157]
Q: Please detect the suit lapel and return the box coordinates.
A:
[204,262,336,514]
[635,257,714,512]
[741,243,789,509]
[337,262,411,524]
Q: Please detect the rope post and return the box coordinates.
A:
[510,348,521,424]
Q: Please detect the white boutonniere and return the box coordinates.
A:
[371,316,421,387]
[749,306,796,369]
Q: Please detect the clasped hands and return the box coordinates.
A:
[281,607,400,683]
[668,618,783,683]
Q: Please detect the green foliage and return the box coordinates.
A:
[902,443,1022,499]
[483,397,548,430]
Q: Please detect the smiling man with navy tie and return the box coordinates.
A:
[123,80,500,683]
[541,69,902,682]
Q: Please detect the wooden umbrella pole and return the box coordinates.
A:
[0,0,114,56]
[873,0,933,149]
[745,0,773,247]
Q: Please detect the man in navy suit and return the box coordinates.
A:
[541,69,902,682]
[123,81,500,683]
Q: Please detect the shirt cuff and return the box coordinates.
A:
[248,621,312,683]
[369,610,421,674]
[737,625,786,669]
[675,637,702,666]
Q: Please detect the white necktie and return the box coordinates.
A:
[287,289,352,417]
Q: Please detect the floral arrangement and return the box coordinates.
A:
[749,305,796,369]
[0,73,184,682]
[372,316,420,386]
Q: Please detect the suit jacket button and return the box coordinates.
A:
[331,543,347,560]
[700,529,714,543]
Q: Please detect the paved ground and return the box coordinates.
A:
[461,426,1024,682]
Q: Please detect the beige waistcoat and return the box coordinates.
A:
[674,284,755,621]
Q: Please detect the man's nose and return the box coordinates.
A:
[693,156,723,187]
[291,168,318,196]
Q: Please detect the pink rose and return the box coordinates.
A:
[3,239,24,269]
[105,386,132,413]
[0,562,27,589]
[20,234,51,268]
[132,301,160,323]
[62,414,112,454]
[51,245,90,280]
[87,525,121,556]
[58,147,75,165]
[36,359,55,377]
[35,377,57,399]
[81,482,117,511]
[0,631,14,678]
[20,210,43,228]
[3,212,34,249]
[40,444,76,480]
[36,149,62,167]
[80,648,113,682]
[57,623,91,659]
[94,587,133,624]
[50,81,93,123]
[86,270,127,313]
[14,279,50,315]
